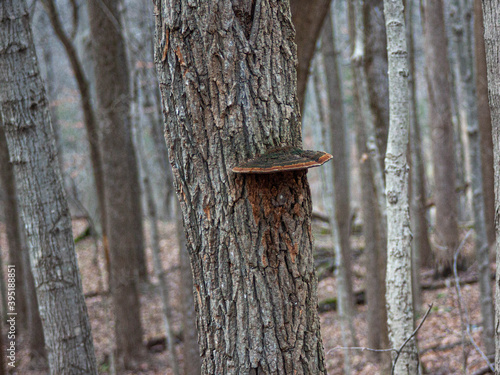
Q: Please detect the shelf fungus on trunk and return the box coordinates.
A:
[232,146,333,174]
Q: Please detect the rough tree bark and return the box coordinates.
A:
[290,0,332,110]
[481,0,500,369]
[383,0,419,373]
[422,0,459,273]
[450,0,495,356]
[87,0,145,368]
[0,1,98,373]
[0,126,46,361]
[0,127,27,327]
[474,0,495,248]
[154,0,326,373]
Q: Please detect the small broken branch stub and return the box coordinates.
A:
[232,146,332,174]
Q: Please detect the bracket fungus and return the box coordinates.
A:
[232,146,332,174]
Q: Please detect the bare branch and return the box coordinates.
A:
[391,303,433,375]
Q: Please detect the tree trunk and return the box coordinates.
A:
[0,2,98,373]
[177,202,202,375]
[131,74,180,375]
[321,7,355,311]
[87,0,145,368]
[450,0,495,356]
[290,0,332,110]
[474,0,495,248]
[0,126,46,363]
[383,0,419,373]
[363,0,389,162]
[153,1,326,373]
[0,127,27,328]
[446,0,471,224]
[406,0,431,314]
[41,0,108,254]
[422,0,459,273]
[313,56,354,375]
[348,0,390,368]
[480,0,500,369]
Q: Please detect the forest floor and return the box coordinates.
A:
[4,218,495,375]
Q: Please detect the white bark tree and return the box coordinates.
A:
[383,1,419,374]
[0,1,98,373]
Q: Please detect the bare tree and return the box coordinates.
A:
[290,0,332,109]
[153,0,327,372]
[41,0,108,256]
[87,0,145,368]
[480,0,500,369]
[422,0,459,274]
[383,0,419,373]
[0,1,97,373]
[474,0,495,248]
[348,0,390,368]
[363,0,389,161]
[449,0,495,356]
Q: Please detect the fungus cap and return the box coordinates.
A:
[232,146,332,174]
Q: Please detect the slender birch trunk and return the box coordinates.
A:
[383,1,419,373]
[481,0,500,368]
[0,2,98,373]
[450,0,495,356]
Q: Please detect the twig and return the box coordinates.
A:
[453,230,494,373]
[328,303,433,375]
[391,303,433,375]
[328,346,396,355]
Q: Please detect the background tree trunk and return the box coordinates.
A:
[450,0,495,356]
[480,0,500,369]
[406,0,431,314]
[290,0,332,110]
[154,0,326,373]
[474,0,496,248]
[383,0,419,373]
[313,56,354,375]
[87,0,145,368]
[0,1,97,373]
[422,0,459,273]
[321,7,354,311]
[348,0,390,368]
[177,204,202,375]
[41,0,108,253]
[363,0,389,162]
